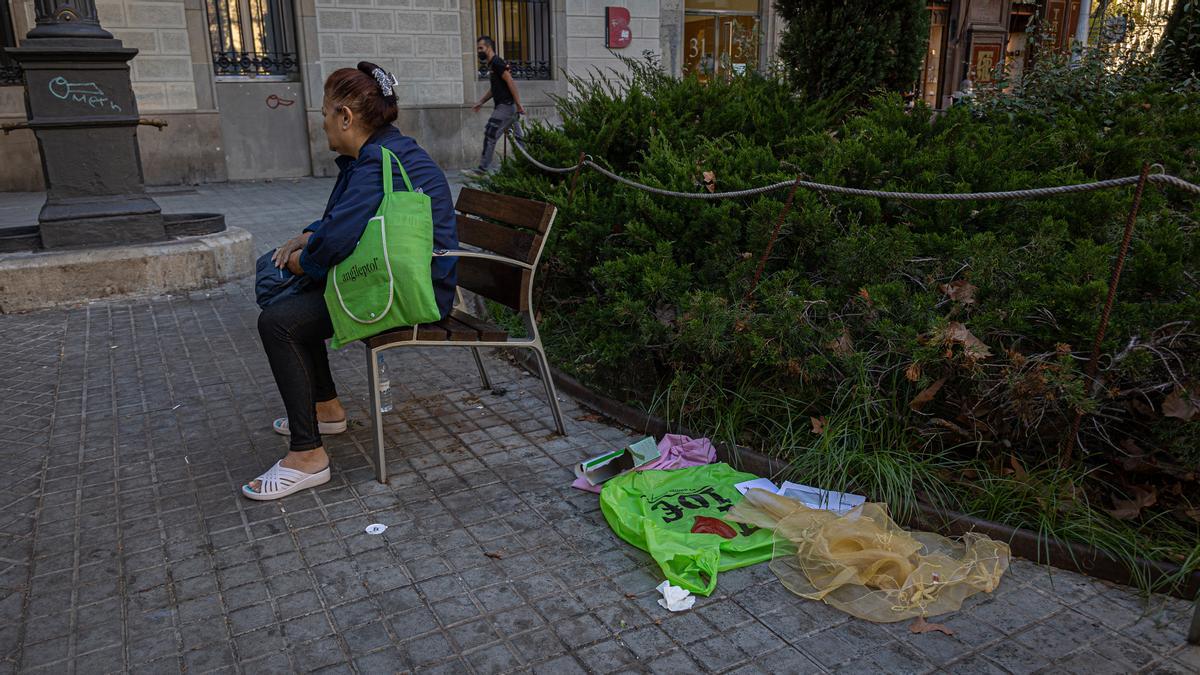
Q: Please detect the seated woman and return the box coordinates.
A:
[245,61,458,500]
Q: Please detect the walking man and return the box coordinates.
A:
[468,36,524,175]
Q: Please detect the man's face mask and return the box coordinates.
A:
[477,49,487,62]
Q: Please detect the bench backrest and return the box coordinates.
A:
[454,188,556,312]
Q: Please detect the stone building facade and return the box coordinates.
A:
[0,0,783,190]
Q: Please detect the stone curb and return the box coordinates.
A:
[0,225,253,313]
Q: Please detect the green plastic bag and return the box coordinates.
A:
[325,147,442,349]
[600,463,775,596]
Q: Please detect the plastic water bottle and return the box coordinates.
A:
[377,354,393,413]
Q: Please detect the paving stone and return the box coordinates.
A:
[532,655,588,674]
[646,648,704,674]
[1051,646,1144,675]
[464,642,522,672]
[406,631,455,666]
[491,605,546,635]
[794,619,892,668]
[352,647,406,673]
[942,653,1008,674]
[1089,632,1158,670]
[618,624,674,660]
[554,613,610,649]
[576,639,638,673]
[982,638,1057,674]
[755,647,831,674]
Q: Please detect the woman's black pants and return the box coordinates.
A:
[257,285,337,452]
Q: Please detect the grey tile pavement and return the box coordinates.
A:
[0,179,1197,674]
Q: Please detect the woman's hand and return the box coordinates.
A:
[272,232,312,269]
[286,249,304,276]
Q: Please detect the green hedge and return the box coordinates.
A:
[484,60,1200,580]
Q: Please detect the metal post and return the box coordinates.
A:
[1064,162,1151,465]
[7,0,180,249]
[28,0,112,39]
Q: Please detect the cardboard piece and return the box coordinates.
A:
[734,478,779,495]
[575,437,661,487]
[777,481,866,515]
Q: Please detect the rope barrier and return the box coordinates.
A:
[507,132,1200,200]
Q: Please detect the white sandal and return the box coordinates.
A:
[272,417,347,436]
[242,461,331,501]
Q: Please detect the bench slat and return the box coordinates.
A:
[457,213,539,263]
[456,257,526,311]
[442,316,482,342]
[365,322,448,348]
[450,310,509,342]
[456,188,553,234]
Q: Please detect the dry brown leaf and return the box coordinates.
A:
[905,363,922,382]
[1107,485,1158,521]
[828,328,854,357]
[939,322,993,360]
[909,377,947,411]
[576,413,603,423]
[1119,439,1157,473]
[1009,455,1028,481]
[909,616,955,636]
[1180,507,1200,523]
[1055,342,1073,356]
[858,288,872,304]
[939,279,978,305]
[1162,388,1198,422]
[810,416,827,434]
[702,170,716,193]
[485,551,505,559]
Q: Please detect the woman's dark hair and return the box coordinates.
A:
[323,61,399,130]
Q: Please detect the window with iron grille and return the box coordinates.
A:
[1,0,21,86]
[475,0,552,80]
[206,0,299,78]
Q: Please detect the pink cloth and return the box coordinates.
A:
[572,433,717,493]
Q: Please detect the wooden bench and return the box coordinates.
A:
[362,188,566,483]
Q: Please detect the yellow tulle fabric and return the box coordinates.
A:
[728,489,1010,622]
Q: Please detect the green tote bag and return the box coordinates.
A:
[325,147,443,349]
[600,463,776,596]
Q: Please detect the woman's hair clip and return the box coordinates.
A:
[371,67,399,101]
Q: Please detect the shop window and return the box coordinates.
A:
[206,0,299,78]
[475,0,552,80]
[683,0,761,82]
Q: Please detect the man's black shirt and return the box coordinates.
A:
[488,55,515,106]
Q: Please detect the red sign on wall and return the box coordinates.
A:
[606,7,632,49]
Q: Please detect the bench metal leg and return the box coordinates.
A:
[1188,596,1199,645]
[528,345,566,435]
[366,346,388,484]
[471,347,492,390]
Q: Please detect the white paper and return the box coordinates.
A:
[655,580,695,612]
[777,481,865,514]
[364,523,387,535]
[734,478,779,496]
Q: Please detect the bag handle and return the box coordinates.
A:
[380,147,414,194]
[330,215,396,324]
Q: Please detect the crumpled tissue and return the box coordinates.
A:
[656,580,695,612]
